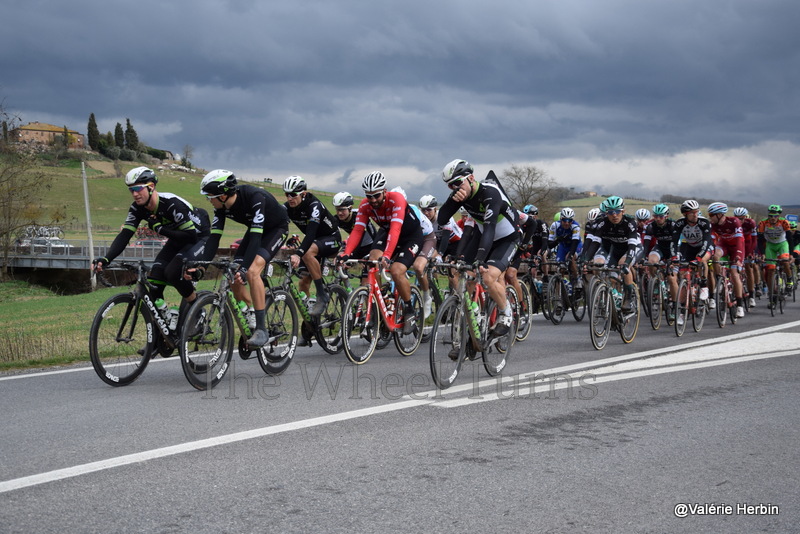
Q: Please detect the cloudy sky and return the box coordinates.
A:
[2,0,799,207]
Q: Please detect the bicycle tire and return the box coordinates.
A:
[421,280,443,344]
[728,279,739,325]
[515,281,534,341]
[547,275,566,325]
[89,293,153,386]
[675,278,689,337]
[714,276,727,328]
[429,295,467,389]
[179,292,235,391]
[648,275,662,330]
[692,283,706,332]
[256,289,299,376]
[394,285,424,356]
[482,288,514,376]
[589,282,611,350]
[315,284,347,354]
[619,285,640,344]
[571,281,587,322]
[342,286,379,364]
[778,272,786,314]
[639,271,651,319]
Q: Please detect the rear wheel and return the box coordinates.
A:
[692,282,706,332]
[421,281,443,344]
[482,289,515,376]
[342,286,379,364]
[429,296,466,389]
[619,286,640,344]
[257,289,299,376]
[515,281,533,341]
[648,275,663,330]
[315,284,347,354]
[89,293,153,387]
[547,275,566,325]
[675,278,689,337]
[180,292,234,391]
[394,285,424,356]
[571,279,587,322]
[714,276,727,328]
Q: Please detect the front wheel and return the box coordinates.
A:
[648,275,663,330]
[342,286,379,364]
[571,280,587,322]
[180,292,235,391]
[482,288,515,376]
[315,284,347,354]
[675,278,689,337]
[589,283,611,350]
[714,276,728,328]
[257,289,299,376]
[619,286,640,344]
[394,285,424,356]
[429,295,466,389]
[693,282,706,332]
[515,281,534,341]
[547,275,566,325]
[89,293,153,386]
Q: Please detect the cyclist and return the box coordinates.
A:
[548,207,582,286]
[418,194,461,316]
[200,169,290,347]
[582,196,642,312]
[436,159,520,336]
[643,203,678,314]
[333,191,377,261]
[671,199,715,310]
[282,176,342,317]
[757,204,793,306]
[520,204,550,281]
[337,171,424,334]
[733,206,759,307]
[505,206,540,313]
[93,166,210,332]
[707,202,745,318]
[635,208,652,246]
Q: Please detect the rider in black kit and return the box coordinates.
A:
[282,176,342,317]
[94,166,210,331]
[200,169,290,347]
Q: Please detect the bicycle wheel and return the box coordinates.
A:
[589,283,612,350]
[778,272,786,314]
[714,276,727,328]
[675,278,689,337]
[648,275,662,330]
[619,285,640,344]
[547,275,566,325]
[342,286,379,364]
[515,281,534,341]
[639,271,651,319]
[692,283,706,332]
[482,288,515,376]
[180,292,235,391]
[315,284,347,354]
[89,293,153,386]
[394,285,424,356]
[257,289,299,376]
[539,278,551,321]
[429,295,467,389]
[769,271,777,317]
[571,280,587,322]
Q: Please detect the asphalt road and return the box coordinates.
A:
[1,301,799,533]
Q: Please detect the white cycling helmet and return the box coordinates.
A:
[390,186,407,199]
[707,202,728,215]
[283,175,306,194]
[333,192,354,208]
[419,195,438,209]
[362,171,387,192]
[681,199,700,213]
[125,166,157,186]
[635,208,651,221]
[441,159,473,185]
[560,207,575,220]
[587,208,602,222]
[733,206,748,217]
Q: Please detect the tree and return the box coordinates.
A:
[0,105,53,280]
[181,144,194,168]
[124,118,139,151]
[87,113,100,151]
[114,123,124,148]
[501,164,560,217]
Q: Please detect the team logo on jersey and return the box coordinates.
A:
[253,210,264,224]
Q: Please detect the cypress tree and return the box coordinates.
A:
[114,123,124,148]
[125,118,139,150]
[87,113,100,150]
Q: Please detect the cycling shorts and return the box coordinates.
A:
[763,241,790,269]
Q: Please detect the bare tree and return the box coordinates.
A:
[181,144,194,168]
[0,104,55,280]
[501,164,560,218]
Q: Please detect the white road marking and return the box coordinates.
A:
[1,321,798,494]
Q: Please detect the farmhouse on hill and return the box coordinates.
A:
[10,121,86,149]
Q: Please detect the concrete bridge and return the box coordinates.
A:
[7,239,163,271]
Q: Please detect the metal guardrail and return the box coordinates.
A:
[8,239,163,270]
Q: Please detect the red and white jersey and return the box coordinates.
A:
[343,191,419,258]
[712,216,743,246]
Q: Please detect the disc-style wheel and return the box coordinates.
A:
[180,292,234,391]
[429,295,466,389]
[89,293,153,387]
[342,286,379,364]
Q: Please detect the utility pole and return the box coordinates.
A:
[82,162,96,290]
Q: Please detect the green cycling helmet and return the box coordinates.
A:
[601,195,624,212]
[652,203,669,216]
[768,204,782,214]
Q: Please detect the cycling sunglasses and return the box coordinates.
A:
[606,209,623,215]
[365,191,383,200]
[128,185,148,192]
[285,192,300,198]
[448,178,465,190]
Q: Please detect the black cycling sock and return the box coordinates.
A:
[314,277,327,297]
[255,309,266,331]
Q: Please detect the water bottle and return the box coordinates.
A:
[564,278,573,296]
[167,306,180,331]
[611,288,623,308]
[386,296,395,317]
[155,298,169,318]
[534,279,543,294]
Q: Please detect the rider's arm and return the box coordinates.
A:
[342,200,370,256]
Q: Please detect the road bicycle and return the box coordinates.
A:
[270,258,348,354]
[417,261,450,343]
[765,258,791,316]
[674,261,708,337]
[642,261,675,330]
[179,259,298,390]
[519,257,549,321]
[544,260,587,325]
[587,264,640,350]
[340,259,424,364]
[712,260,740,328]
[429,262,519,389]
[89,260,195,386]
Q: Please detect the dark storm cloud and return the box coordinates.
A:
[2,0,799,204]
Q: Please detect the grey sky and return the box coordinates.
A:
[2,0,799,207]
